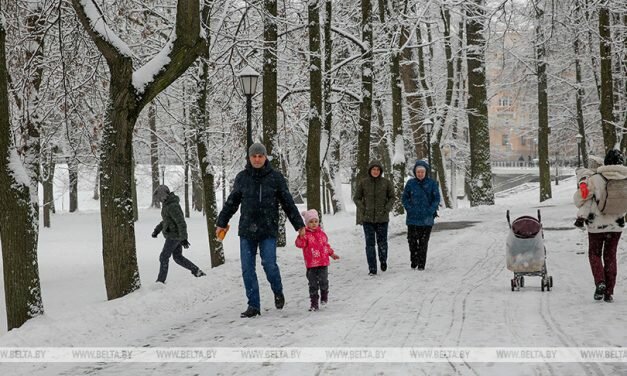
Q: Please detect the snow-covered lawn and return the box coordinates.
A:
[0,169,625,375]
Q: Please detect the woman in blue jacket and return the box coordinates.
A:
[402,160,440,270]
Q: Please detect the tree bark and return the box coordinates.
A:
[149,102,160,208]
[356,0,373,182]
[42,152,55,228]
[68,156,78,212]
[72,0,208,299]
[0,8,44,330]
[574,0,589,167]
[192,4,224,267]
[534,0,551,201]
[323,0,341,214]
[398,1,426,159]
[599,3,616,152]
[263,0,287,245]
[307,0,323,216]
[465,0,494,206]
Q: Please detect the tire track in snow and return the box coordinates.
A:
[538,294,605,376]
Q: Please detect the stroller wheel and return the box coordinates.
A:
[511,279,516,291]
[541,280,545,292]
[520,276,525,288]
[549,276,553,288]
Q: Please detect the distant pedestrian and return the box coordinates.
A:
[402,160,440,270]
[353,160,395,275]
[216,143,306,318]
[152,185,206,283]
[573,149,627,302]
[295,209,340,311]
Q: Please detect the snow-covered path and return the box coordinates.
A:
[1,177,626,375]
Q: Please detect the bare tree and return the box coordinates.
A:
[0,2,44,330]
[465,0,494,206]
[71,0,208,300]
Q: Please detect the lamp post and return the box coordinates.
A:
[423,118,433,172]
[576,133,583,168]
[238,66,260,155]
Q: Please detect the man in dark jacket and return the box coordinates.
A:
[353,160,395,275]
[152,185,205,283]
[402,160,440,270]
[216,143,305,318]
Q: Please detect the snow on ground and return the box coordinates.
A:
[0,166,626,375]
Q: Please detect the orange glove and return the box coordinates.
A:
[216,225,230,242]
[579,182,589,199]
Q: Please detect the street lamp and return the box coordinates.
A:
[576,133,583,168]
[238,66,260,154]
[423,118,433,170]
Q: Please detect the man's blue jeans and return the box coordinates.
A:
[240,237,282,310]
[363,222,389,274]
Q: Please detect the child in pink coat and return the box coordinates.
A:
[295,209,340,311]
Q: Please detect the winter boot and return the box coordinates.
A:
[594,282,606,300]
[320,290,328,305]
[381,262,387,272]
[240,306,260,318]
[274,293,285,309]
[309,295,319,311]
[604,294,613,303]
[193,269,206,277]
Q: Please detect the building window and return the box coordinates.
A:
[521,135,527,146]
[499,96,512,107]
[502,134,510,146]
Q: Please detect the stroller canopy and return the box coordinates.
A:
[511,216,542,239]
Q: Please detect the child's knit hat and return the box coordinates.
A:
[301,209,319,224]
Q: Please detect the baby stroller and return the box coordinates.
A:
[506,210,553,291]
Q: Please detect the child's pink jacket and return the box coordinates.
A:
[294,226,335,268]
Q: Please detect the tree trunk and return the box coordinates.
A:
[0,11,44,330]
[534,1,551,202]
[149,102,160,208]
[323,0,341,214]
[131,154,138,222]
[465,0,494,206]
[373,100,391,174]
[68,156,78,212]
[398,1,426,159]
[193,5,225,267]
[184,135,190,218]
[190,144,204,212]
[381,0,405,215]
[307,0,323,215]
[72,0,208,299]
[42,152,55,228]
[356,0,373,182]
[599,3,616,152]
[574,0,589,167]
[92,163,99,200]
[263,0,287,245]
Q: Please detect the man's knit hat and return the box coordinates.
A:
[153,185,170,203]
[248,142,267,156]
[301,209,319,224]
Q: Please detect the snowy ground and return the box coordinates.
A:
[0,166,626,375]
